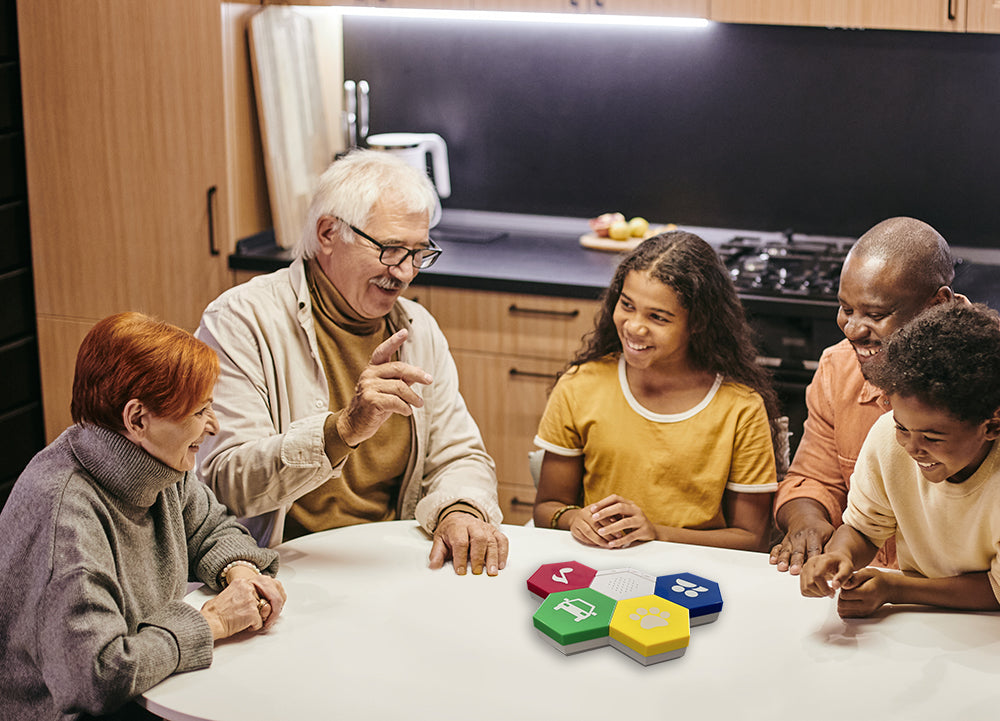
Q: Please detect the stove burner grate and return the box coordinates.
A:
[719,236,848,301]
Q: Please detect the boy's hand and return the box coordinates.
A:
[836,568,891,618]
[800,552,853,598]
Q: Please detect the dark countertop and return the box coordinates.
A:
[232,210,616,299]
[230,209,1000,314]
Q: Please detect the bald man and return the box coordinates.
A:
[769,217,960,574]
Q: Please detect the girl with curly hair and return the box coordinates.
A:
[533,231,781,552]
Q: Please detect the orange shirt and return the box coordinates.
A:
[775,338,897,568]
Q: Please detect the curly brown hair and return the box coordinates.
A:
[866,302,1000,424]
[571,231,780,426]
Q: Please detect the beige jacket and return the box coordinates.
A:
[195,259,501,547]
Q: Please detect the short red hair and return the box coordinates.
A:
[71,312,220,431]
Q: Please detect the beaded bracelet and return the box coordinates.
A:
[219,559,261,588]
[549,504,582,529]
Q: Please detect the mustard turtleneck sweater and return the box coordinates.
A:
[284,259,413,538]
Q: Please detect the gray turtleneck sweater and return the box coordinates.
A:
[0,424,279,720]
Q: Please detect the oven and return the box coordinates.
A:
[719,234,849,458]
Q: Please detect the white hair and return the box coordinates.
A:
[295,148,440,260]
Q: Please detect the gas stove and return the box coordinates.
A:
[718,235,849,302]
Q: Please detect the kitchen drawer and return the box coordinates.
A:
[452,349,562,522]
[498,482,536,526]
[428,287,601,361]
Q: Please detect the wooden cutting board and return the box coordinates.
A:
[248,7,344,249]
[579,224,677,252]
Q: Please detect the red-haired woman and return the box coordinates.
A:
[0,312,286,721]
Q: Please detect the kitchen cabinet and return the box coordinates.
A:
[379,0,474,6]
[19,1,279,440]
[968,0,1000,32]
[269,1,476,8]
[419,286,601,525]
[709,1,967,32]
[590,0,707,15]
[472,1,707,15]
[471,0,584,10]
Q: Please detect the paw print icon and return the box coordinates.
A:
[610,595,690,666]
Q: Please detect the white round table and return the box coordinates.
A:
[142,521,1000,721]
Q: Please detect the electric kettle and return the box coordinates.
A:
[366,132,452,200]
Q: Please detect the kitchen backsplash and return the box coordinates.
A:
[344,16,1000,248]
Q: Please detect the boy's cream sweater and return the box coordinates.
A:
[843,412,1000,601]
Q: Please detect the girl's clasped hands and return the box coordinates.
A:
[569,494,657,549]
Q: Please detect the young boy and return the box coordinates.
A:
[800,302,1000,618]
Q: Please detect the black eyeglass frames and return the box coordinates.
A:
[334,216,442,270]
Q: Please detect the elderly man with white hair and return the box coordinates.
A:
[196,150,507,576]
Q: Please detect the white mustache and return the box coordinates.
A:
[372,277,406,291]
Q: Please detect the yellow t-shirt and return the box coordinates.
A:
[534,356,777,529]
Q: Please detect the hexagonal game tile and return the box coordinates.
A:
[588,567,655,601]
[527,561,598,599]
[654,572,723,626]
[533,587,617,655]
[609,595,690,666]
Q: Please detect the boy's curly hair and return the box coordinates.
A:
[867,302,1000,424]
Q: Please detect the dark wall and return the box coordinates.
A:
[1,0,44,505]
[344,17,1000,247]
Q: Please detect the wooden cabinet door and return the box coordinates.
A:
[427,287,600,524]
[592,0,709,17]
[20,0,230,330]
[710,1,967,32]
[472,1,586,11]
[20,0,231,438]
[968,0,1000,31]
[281,1,474,6]
[429,287,601,360]
[451,349,564,524]
[381,0,476,7]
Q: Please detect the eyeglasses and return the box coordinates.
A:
[335,216,443,270]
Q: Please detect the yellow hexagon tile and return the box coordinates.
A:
[609,595,690,666]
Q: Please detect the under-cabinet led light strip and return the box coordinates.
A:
[324,6,711,29]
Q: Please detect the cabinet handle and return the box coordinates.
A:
[947,0,956,20]
[508,304,580,319]
[207,185,220,257]
[509,368,560,381]
[510,497,534,509]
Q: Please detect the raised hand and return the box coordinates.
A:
[336,328,433,447]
